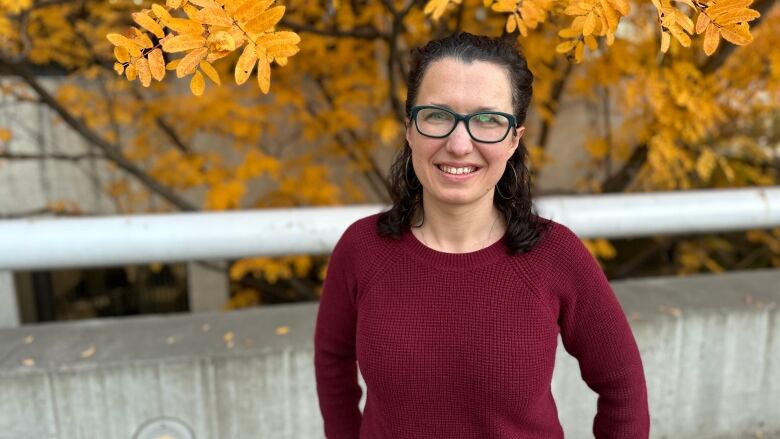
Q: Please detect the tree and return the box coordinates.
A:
[0,0,778,306]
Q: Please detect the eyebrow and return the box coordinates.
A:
[428,102,502,113]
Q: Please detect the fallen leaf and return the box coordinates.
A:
[242,338,255,348]
[80,345,96,358]
[201,323,210,332]
[657,304,682,317]
[743,295,754,305]
[23,335,34,344]
[166,336,176,344]
[22,357,35,366]
[223,331,234,342]
[275,326,289,335]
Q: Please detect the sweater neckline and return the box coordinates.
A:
[400,227,509,271]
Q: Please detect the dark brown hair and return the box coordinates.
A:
[377,32,550,254]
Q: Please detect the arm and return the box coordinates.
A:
[314,234,363,439]
[552,228,650,438]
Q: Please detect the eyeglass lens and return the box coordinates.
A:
[415,107,511,142]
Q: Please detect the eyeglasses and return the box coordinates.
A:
[409,105,518,144]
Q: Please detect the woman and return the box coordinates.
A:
[314,32,649,438]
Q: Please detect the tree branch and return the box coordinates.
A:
[535,61,574,150]
[0,59,198,211]
[0,151,105,161]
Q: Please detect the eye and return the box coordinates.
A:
[473,114,502,124]
[423,110,453,122]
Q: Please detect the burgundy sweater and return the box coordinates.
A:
[314,214,649,438]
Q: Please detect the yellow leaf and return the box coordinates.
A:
[573,40,585,62]
[199,60,221,84]
[718,156,736,182]
[106,33,143,57]
[132,12,165,39]
[255,31,301,47]
[206,50,232,63]
[177,46,208,78]
[244,5,285,33]
[114,62,125,75]
[275,56,287,66]
[558,27,581,38]
[266,43,299,59]
[135,57,152,87]
[707,0,753,19]
[166,17,204,35]
[0,127,12,143]
[555,40,577,53]
[151,4,173,22]
[183,3,200,19]
[196,6,234,27]
[114,46,130,63]
[128,27,154,49]
[257,56,270,93]
[424,0,451,20]
[162,34,206,52]
[669,25,691,47]
[719,22,752,45]
[583,11,597,36]
[695,11,710,34]
[190,70,205,95]
[607,0,629,16]
[695,148,717,180]
[676,11,694,34]
[125,63,137,80]
[234,0,274,22]
[703,23,720,55]
[187,0,219,7]
[235,43,257,85]
[661,30,671,52]
[148,48,166,81]
[600,0,619,30]
[166,0,183,8]
[506,14,517,33]
[207,30,236,52]
[584,34,598,50]
[166,58,180,70]
[564,4,590,15]
[714,8,760,25]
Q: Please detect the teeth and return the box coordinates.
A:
[439,165,475,175]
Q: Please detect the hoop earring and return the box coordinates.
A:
[405,155,421,190]
[495,162,519,200]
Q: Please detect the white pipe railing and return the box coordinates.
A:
[1,187,779,271]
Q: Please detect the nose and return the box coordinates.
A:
[444,119,473,156]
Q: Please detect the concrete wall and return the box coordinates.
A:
[1,269,778,438]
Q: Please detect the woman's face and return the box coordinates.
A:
[406,57,524,209]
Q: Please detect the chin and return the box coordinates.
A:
[430,190,487,206]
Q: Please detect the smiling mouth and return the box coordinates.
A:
[436,164,479,175]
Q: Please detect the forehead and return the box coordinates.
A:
[416,57,513,112]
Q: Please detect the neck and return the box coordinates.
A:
[413,190,504,253]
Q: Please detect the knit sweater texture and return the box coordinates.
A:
[314,214,649,438]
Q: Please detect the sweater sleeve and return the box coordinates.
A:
[550,227,650,438]
[314,230,363,439]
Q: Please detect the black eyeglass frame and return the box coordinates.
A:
[409,105,518,144]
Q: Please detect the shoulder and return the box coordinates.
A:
[330,212,401,275]
[333,212,391,253]
[526,218,588,260]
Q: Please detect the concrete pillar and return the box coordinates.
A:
[187,262,230,312]
[0,271,20,327]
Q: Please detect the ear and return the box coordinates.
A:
[405,117,413,148]
[508,125,525,157]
